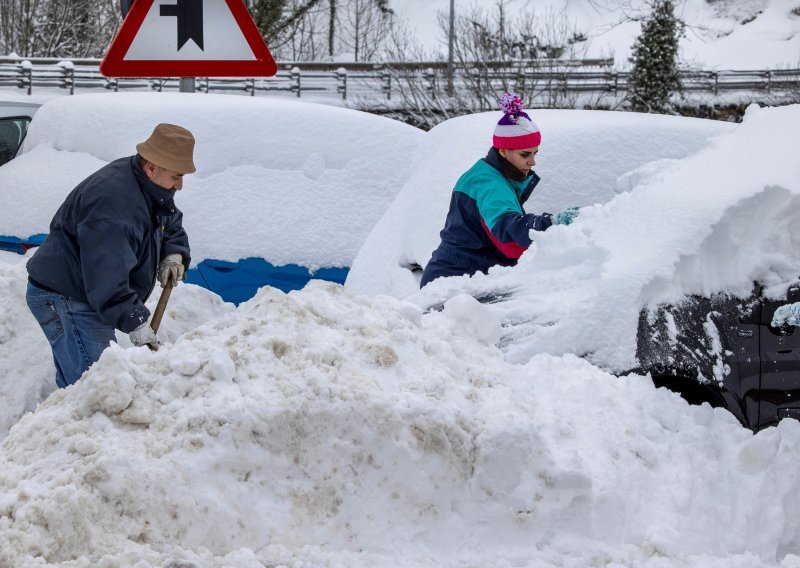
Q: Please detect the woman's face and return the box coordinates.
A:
[499,146,539,174]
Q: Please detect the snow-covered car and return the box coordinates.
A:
[345,109,736,297]
[0,93,423,303]
[0,100,39,167]
[346,104,800,431]
[637,282,800,431]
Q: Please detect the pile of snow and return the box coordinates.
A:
[3,276,800,566]
[0,93,424,268]
[0,253,234,439]
[0,254,53,439]
[346,108,734,298]
[397,0,800,69]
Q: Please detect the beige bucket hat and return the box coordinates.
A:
[136,123,196,174]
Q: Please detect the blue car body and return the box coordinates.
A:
[1,234,348,304]
[186,258,348,304]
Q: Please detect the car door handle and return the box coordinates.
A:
[777,349,793,354]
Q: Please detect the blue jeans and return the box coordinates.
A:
[26,281,117,388]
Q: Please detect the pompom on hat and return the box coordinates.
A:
[492,93,541,150]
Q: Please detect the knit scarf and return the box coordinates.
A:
[497,153,529,182]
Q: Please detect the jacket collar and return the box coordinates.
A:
[131,156,177,214]
[483,147,541,203]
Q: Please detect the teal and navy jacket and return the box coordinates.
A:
[420,147,551,287]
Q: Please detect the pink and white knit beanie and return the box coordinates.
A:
[492,93,541,150]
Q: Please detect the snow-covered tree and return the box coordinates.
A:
[336,0,393,62]
[250,0,391,61]
[249,0,321,55]
[626,0,685,113]
[0,0,119,58]
[376,1,589,128]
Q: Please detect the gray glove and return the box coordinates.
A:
[129,322,158,348]
[158,253,184,287]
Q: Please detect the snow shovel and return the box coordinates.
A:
[147,274,174,351]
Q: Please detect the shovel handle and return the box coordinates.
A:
[147,276,174,350]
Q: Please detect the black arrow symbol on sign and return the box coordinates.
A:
[160,0,204,51]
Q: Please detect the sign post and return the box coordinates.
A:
[101,0,277,86]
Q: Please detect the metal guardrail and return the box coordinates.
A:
[0,56,797,101]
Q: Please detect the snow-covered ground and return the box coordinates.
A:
[4,254,800,568]
[2,96,800,566]
[397,0,800,69]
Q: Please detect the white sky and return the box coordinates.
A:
[2,90,800,566]
[396,0,800,69]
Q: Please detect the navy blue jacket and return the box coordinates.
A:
[420,147,551,287]
[27,156,190,332]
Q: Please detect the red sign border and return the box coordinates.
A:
[100,0,278,78]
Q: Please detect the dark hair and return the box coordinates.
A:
[136,153,148,168]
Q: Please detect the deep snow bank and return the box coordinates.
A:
[0,252,235,440]
[0,254,53,439]
[2,281,800,566]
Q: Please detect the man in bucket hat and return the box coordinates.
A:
[26,123,195,388]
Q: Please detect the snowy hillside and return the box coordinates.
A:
[391,0,800,68]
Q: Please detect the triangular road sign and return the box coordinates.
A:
[101,0,278,78]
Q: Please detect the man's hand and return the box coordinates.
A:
[158,253,184,287]
[129,322,158,348]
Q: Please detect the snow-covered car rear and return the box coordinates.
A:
[0,93,423,303]
[637,282,800,431]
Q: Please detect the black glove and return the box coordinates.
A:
[533,212,553,231]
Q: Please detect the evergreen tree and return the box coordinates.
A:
[249,0,321,50]
[627,0,685,113]
[0,0,119,58]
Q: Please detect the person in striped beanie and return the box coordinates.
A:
[420,93,557,288]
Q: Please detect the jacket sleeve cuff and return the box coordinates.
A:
[119,304,151,333]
